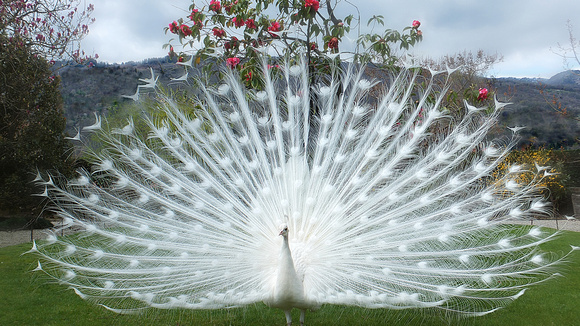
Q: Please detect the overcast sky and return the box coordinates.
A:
[82,0,580,78]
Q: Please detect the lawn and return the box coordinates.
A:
[1,227,579,325]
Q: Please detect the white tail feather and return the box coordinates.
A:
[32,56,566,319]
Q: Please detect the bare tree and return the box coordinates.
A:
[554,20,580,70]
[0,0,95,62]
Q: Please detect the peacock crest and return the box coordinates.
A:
[30,56,573,325]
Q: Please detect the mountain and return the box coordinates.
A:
[55,60,580,149]
[56,58,188,134]
[492,70,580,148]
[543,70,580,87]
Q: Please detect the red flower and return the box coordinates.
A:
[169,21,179,34]
[304,0,319,12]
[478,88,489,101]
[188,8,200,20]
[224,36,239,50]
[226,57,240,68]
[268,21,281,32]
[412,20,421,28]
[245,71,252,82]
[327,37,339,50]
[180,25,192,36]
[232,17,245,28]
[213,27,226,38]
[245,18,257,30]
[209,0,221,13]
[224,2,234,14]
[310,42,317,51]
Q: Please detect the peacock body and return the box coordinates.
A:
[31,56,571,324]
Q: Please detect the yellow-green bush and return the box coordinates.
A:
[492,148,570,213]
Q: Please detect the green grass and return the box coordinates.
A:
[1,228,579,326]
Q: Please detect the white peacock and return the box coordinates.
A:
[30,56,573,325]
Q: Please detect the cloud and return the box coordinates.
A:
[83,0,188,63]
[353,0,580,77]
[82,0,580,77]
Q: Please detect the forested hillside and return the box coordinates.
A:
[57,59,580,149]
[493,70,580,149]
[57,58,188,133]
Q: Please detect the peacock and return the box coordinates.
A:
[30,55,574,325]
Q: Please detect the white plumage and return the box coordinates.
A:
[31,56,571,324]
[266,224,315,325]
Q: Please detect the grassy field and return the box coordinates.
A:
[1,228,579,325]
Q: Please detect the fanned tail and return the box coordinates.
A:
[32,56,567,316]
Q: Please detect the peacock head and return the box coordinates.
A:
[278,223,289,237]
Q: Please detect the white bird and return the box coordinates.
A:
[264,224,317,325]
[31,56,573,325]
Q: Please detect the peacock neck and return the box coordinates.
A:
[277,234,302,292]
[280,235,296,272]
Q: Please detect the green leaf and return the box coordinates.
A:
[367,15,384,26]
[311,24,320,36]
[344,15,354,25]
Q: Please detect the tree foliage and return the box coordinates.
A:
[419,50,503,115]
[0,0,95,215]
[0,34,74,212]
[0,0,95,62]
[165,0,422,86]
[0,0,95,63]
